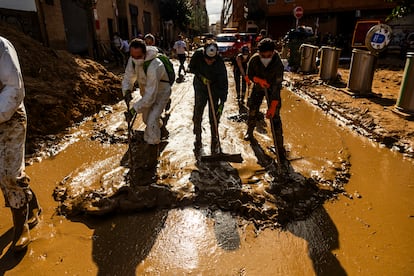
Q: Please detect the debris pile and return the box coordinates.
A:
[0,23,122,154]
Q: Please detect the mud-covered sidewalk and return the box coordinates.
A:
[284,63,414,159]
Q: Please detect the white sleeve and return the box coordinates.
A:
[0,42,25,124]
[121,57,137,94]
[133,59,162,112]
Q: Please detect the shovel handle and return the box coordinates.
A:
[206,82,221,150]
[264,88,282,171]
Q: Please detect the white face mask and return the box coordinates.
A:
[132,58,144,65]
[260,57,272,67]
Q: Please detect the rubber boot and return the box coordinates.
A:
[211,137,221,155]
[243,125,254,141]
[11,204,31,252]
[27,189,41,229]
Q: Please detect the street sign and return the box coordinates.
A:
[293,6,304,19]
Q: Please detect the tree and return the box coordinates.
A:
[160,0,192,31]
[385,0,413,21]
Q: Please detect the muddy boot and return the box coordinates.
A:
[11,205,31,252]
[211,137,221,154]
[193,133,203,158]
[27,189,41,229]
[243,126,254,141]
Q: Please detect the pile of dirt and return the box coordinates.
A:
[0,23,122,154]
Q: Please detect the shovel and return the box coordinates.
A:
[264,87,283,174]
[125,93,137,169]
[200,82,243,163]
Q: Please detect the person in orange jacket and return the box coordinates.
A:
[245,38,286,161]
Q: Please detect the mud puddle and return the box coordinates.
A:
[1,67,414,275]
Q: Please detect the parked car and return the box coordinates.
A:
[216,33,244,60]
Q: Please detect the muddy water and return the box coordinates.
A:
[1,72,414,275]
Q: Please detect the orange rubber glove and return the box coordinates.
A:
[244,75,251,85]
[252,76,270,89]
[266,100,279,119]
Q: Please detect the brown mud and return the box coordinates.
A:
[53,70,351,232]
[285,61,414,158]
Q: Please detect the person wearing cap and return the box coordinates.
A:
[144,33,156,46]
[245,38,286,162]
[233,45,251,105]
[188,39,228,155]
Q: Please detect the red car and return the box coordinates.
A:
[216,33,244,60]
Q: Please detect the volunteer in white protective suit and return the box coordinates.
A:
[0,36,41,253]
[122,38,171,145]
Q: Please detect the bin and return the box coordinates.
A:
[319,46,342,81]
[299,44,319,73]
[347,49,377,94]
[395,52,414,114]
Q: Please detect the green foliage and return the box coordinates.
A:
[385,0,412,21]
[160,0,192,31]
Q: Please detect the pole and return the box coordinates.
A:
[264,88,282,173]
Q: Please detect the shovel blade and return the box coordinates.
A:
[200,153,243,163]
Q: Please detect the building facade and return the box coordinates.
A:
[1,0,161,58]
[223,0,398,43]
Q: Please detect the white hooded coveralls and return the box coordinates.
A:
[122,46,171,144]
[0,36,33,209]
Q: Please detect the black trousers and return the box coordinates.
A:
[193,83,220,145]
[233,69,247,100]
[247,88,286,158]
[177,54,186,75]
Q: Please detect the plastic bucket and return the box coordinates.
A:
[347,49,377,94]
[395,52,414,113]
[299,44,319,73]
[319,46,342,81]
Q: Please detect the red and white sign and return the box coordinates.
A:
[293,6,304,19]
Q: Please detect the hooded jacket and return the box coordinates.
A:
[0,36,25,124]
[122,46,170,113]
[247,51,284,101]
[188,47,228,103]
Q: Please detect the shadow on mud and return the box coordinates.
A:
[0,228,27,275]
[287,207,347,276]
[53,108,350,274]
[70,210,168,275]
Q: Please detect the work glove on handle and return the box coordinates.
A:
[216,102,224,119]
[123,90,132,103]
[266,100,279,119]
[244,75,251,85]
[124,108,136,122]
[253,76,270,89]
[199,75,210,85]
